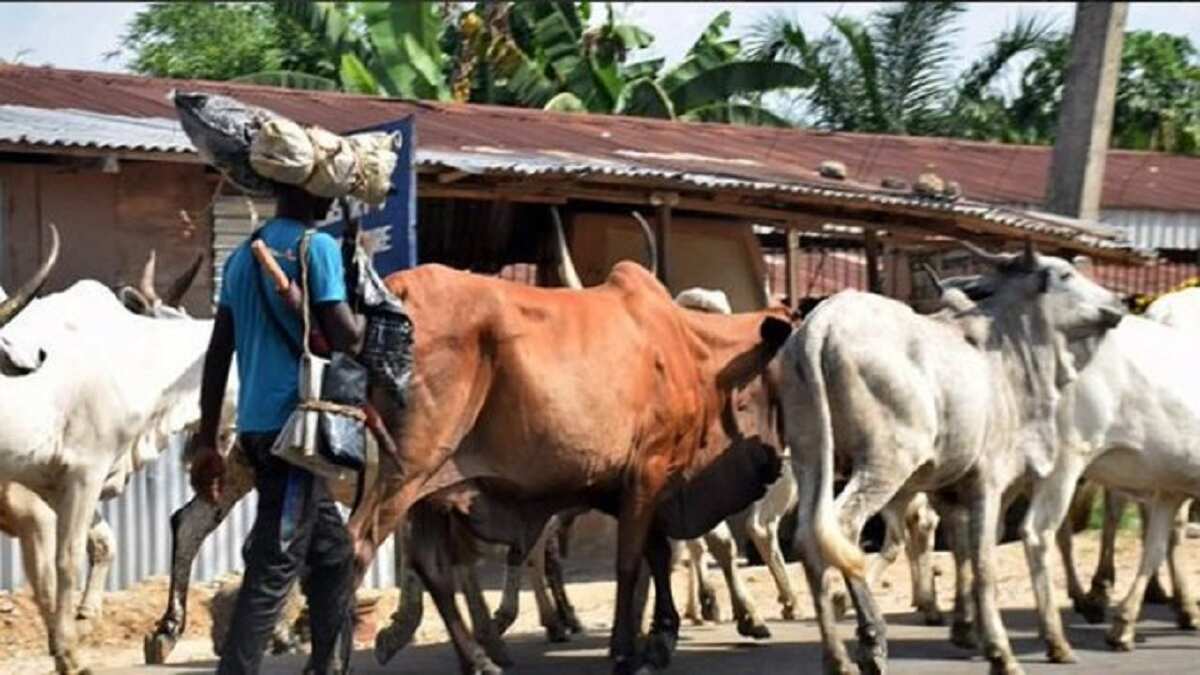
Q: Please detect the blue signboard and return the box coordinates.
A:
[318,116,417,275]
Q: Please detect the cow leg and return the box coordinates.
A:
[681,539,704,624]
[374,524,425,666]
[1021,459,1085,664]
[685,538,721,623]
[458,563,514,667]
[528,535,570,643]
[1168,499,1200,630]
[748,512,803,621]
[945,505,978,651]
[543,520,583,634]
[706,522,770,639]
[11,489,58,651]
[642,529,681,670]
[491,546,522,637]
[1139,501,1173,606]
[965,483,1021,675]
[829,470,921,675]
[146,452,254,664]
[1081,488,1125,623]
[903,495,942,626]
[76,513,114,630]
[864,503,905,591]
[411,510,501,675]
[791,448,854,674]
[1057,481,1098,617]
[50,469,106,675]
[1107,495,1184,652]
[610,468,668,675]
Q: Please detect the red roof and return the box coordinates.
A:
[2,64,1198,212]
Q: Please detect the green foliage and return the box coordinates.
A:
[113,2,338,82]
[1012,30,1200,154]
[114,1,800,128]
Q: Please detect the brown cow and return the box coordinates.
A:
[347,261,792,674]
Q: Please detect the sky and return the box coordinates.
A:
[2,2,1198,83]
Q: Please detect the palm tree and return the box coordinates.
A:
[745,1,1054,136]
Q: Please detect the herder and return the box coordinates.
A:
[189,183,365,674]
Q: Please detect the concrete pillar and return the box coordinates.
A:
[1044,2,1128,221]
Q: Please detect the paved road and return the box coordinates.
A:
[102,604,1200,674]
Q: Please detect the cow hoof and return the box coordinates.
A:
[781,602,800,621]
[375,621,418,666]
[988,657,1024,675]
[854,624,887,675]
[564,609,584,634]
[736,616,772,640]
[54,651,86,675]
[950,620,978,650]
[700,588,720,623]
[143,632,177,665]
[1175,606,1200,631]
[480,638,514,669]
[1046,639,1077,664]
[1074,595,1108,624]
[1105,620,1135,652]
[545,621,571,644]
[822,652,856,675]
[492,608,517,637]
[470,659,504,675]
[643,630,677,670]
[920,607,945,626]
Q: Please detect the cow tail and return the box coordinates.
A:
[800,326,867,580]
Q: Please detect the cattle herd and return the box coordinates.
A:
[1,215,1200,675]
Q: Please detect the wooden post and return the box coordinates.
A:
[1045,2,1128,220]
[785,227,802,311]
[650,192,678,289]
[864,228,883,294]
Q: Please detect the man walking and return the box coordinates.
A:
[190,184,365,674]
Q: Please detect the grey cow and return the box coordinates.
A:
[778,242,1125,675]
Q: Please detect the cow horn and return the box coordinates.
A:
[163,252,206,307]
[631,211,658,276]
[550,206,584,290]
[0,223,60,329]
[955,239,1012,266]
[920,263,945,295]
[139,249,161,304]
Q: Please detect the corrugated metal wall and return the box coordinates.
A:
[1,435,396,592]
[1102,209,1200,252]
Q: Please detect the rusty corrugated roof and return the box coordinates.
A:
[0,65,1172,260]
[1,64,1194,212]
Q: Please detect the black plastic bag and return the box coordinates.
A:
[320,352,369,406]
[173,90,278,196]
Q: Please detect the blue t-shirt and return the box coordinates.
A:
[219,218,347,432]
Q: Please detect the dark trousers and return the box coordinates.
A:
[218,432,355,675]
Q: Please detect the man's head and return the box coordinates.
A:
[274,184,333,226]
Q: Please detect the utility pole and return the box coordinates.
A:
[1044,2,1127,221]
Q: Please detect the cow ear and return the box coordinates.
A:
[759,316,792,351]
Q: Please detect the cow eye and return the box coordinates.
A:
[1059,271,1074,281]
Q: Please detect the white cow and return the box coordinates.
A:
[1019,291,1200,660]
[0,233,224,674]
[1056,286,1200,629]
[780,242,1125,675]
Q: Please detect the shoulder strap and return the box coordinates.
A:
[248,228,305,357]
